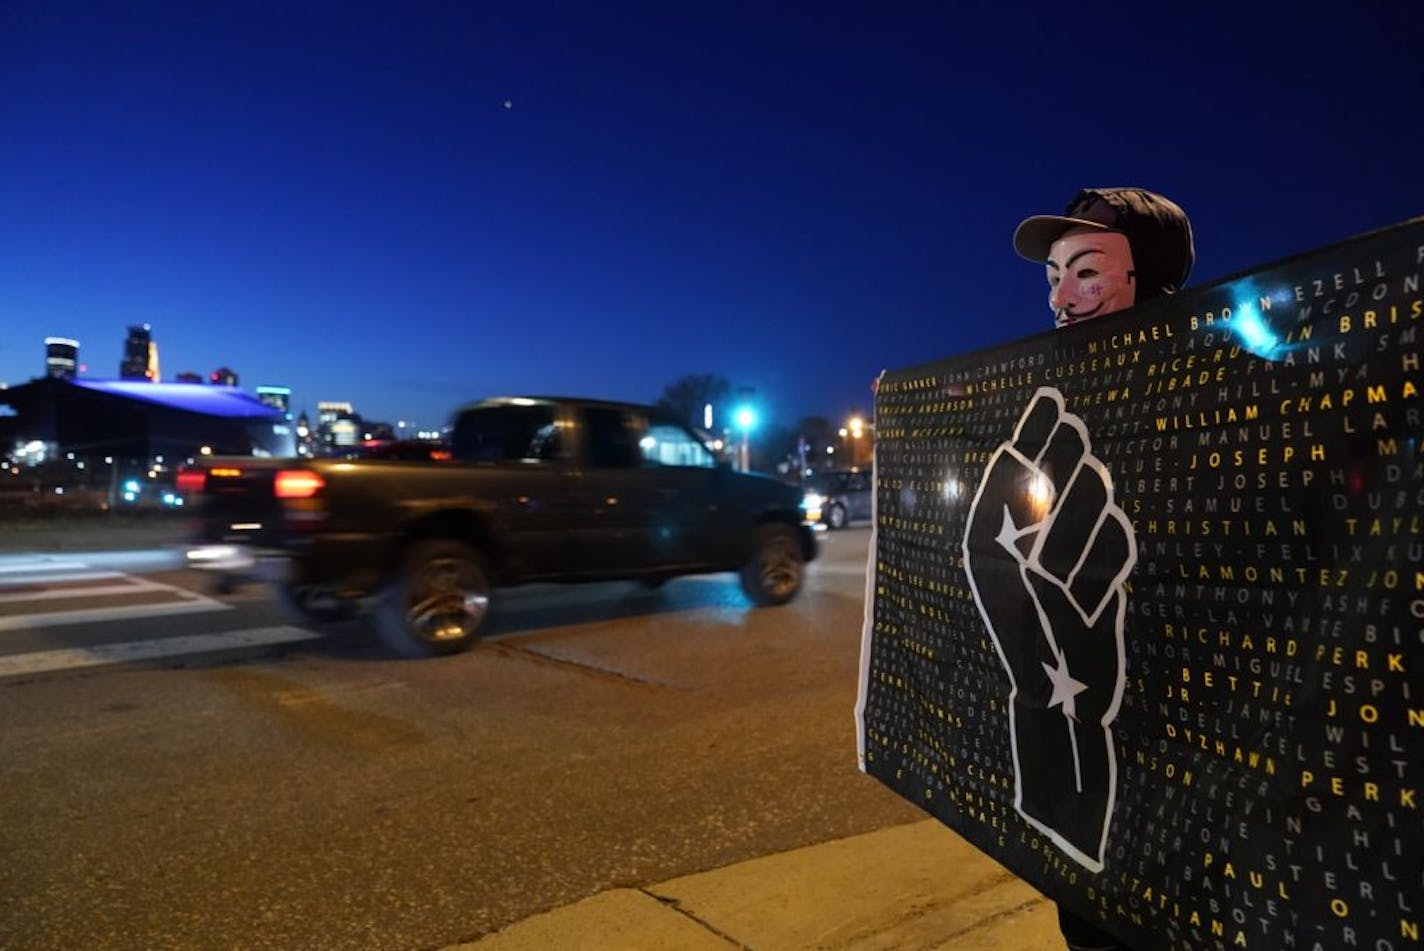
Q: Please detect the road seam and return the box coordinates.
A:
[935,894,1051,942]
[640,890,749,949]
[489,642,678,689]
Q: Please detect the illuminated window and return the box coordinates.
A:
[639,422,715,468]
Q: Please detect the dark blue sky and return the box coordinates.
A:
[3,2,1420,433]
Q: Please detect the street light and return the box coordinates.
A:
[733,405,757,472]
[845,415,870,466]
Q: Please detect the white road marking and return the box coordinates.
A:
[0,574,175,605]
[0,626,321,677]
[0,591,231,631]
[0,556,230,629]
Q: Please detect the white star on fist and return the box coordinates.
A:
[1042,650,1089,721]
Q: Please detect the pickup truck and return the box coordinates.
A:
[182,396,818,657]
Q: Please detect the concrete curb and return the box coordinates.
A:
[449,820,1064,950]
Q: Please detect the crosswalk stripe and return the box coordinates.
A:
[0,626,321,677]
[0,592,232,631]
[0,575,176,605]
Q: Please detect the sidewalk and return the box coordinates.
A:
[448,819,1064,950]
[0,517,188,553]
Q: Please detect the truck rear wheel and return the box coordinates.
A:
[739,523,804,606]
[373,540,491,657]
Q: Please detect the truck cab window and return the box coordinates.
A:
[582,407,641,469]
[450,405,561,462]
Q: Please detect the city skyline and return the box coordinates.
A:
[9,322,388,428]
[12,313,897,434]
[3,3,1421,434]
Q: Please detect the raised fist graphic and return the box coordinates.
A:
[962,387,1135,872]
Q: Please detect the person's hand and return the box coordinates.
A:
[962,387,1134,871]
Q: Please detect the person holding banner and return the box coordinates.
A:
[1002,186,1194,951]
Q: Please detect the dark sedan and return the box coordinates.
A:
[803,468,872,530]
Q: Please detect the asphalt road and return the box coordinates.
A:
[0,525,924,950]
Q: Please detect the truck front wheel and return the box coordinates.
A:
[373,540,491,657]
[739,523,804,606]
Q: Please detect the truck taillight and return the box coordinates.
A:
[274,470,325,499]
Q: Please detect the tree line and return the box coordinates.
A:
[654,372,858,476]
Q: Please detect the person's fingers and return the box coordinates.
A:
[1069,508,1134,620]
[1037,464,1106,578]
[1036,418,1086,493]
[1010,391,1060,454]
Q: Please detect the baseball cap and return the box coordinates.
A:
[1013,187,1195,300]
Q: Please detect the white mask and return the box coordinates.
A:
[1045,229,1137,328]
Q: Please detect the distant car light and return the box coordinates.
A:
[802,491,824,522]
[176,469,207,494]
[186,544,256,571]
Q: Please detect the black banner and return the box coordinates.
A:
[856,219,1424,950]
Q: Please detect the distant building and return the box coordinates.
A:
[209,367,238,387]
[44,337,79,380]
[317,400,358,452]
[0,378,294,465]
[317,401,353,425]
[363,421,396,442]
[120,325,159,381]
[174,371,203,383]
[256,385,292,418]
[329,418,359,449]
